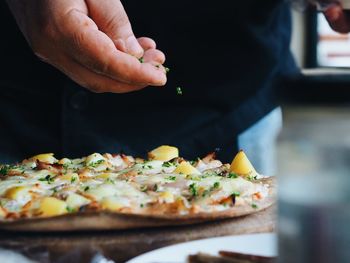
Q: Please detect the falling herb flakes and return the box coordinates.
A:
[176,87,183,95]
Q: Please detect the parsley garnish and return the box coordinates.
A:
[252,203,258,209]
[0,165,16,176]
[247,175,258,181]
[89,159,105,168]
[39,175,55,184]
[165,67,170,73]
[140,204,144,208]
[232,191,240,197]
[140,185,148,192]
[106,178,115,184]
[139,57,144,63]
[166,176,177,181]
[176,87,183,95]
[66,207,75,213]
[84,186,90,192]
[71,176,77,183]
[189,183,198,196]
[213,182,220,189]
[162,162,173,168]
[228,173,238,179]
[153,184,158,192]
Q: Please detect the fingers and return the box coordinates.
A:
[62,9,167,86]
[85,0,143,57]
[324,5,350,33]
[55,56,146,93]
[138,37,157,50]
[143,49,166,64]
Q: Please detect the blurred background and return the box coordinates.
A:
[276,7,350,176]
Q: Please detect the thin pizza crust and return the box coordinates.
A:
[0,178,276,232]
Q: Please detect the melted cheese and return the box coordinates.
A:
[0,151,270,220]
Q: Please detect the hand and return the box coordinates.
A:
[5,0,167,93]
[324,4,350,33]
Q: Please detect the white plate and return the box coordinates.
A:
[127,233,277,263]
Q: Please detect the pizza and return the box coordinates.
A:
[0,146,276,231]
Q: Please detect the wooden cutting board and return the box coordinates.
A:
[0,206,276,262]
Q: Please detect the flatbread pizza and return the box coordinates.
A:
[0,146,276,231]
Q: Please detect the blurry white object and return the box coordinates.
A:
[0,248,37,263]
[127,233,276,263]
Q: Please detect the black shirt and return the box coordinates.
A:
[0,0,298,163]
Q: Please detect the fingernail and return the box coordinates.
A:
[126,36,144,57]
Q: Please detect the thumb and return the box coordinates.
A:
[86,0,144,57]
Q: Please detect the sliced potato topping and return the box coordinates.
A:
[30,153,58,164]
[39,197,67,217]
[0,206,6,218]
[230,150,258,177]
[174,162,200,176]
[66,193,90,210]
[148,145,179,161]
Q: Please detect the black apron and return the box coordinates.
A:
[0,0,298,163]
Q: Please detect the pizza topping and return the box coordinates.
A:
[0,147,270,220]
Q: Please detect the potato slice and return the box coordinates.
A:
[0,206,6,218]
[66,193,90,209]
[230,150,257,176]
[101,196,129,211]
[174,162,200,175]
[158,191,175,203]
[31,153,58,164]
[39,197,67,217]
[5,186,31,203]
[148,145,179,162]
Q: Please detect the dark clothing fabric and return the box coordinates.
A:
[0,1,298,163]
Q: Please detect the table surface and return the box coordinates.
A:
[0,206,276,262]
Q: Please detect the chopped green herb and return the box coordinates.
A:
[140,203,144,208]
[39,175,55,184]
[89,159,105,168]
[232,191,240,197]
[71,176,77,183]
[139,57,144,63]
[62,162,71,169]
[176,86,183,95]
[153,184,158,192]
[189,183,198,197]
[165,67,170,73]
[140,185,148,192]
[247,175,258,181]
[252,203,258,209]
[155,65,160,69]
[228,173,238,179]
[166,176,177,181]
[106,178,115,184]
[66,207,75,213]
[202,189,210,197]
[162,161,173,168]
[84,186,90,192]
[0,165,15,176]
[213,182,220,189]
[142,164,153,169]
